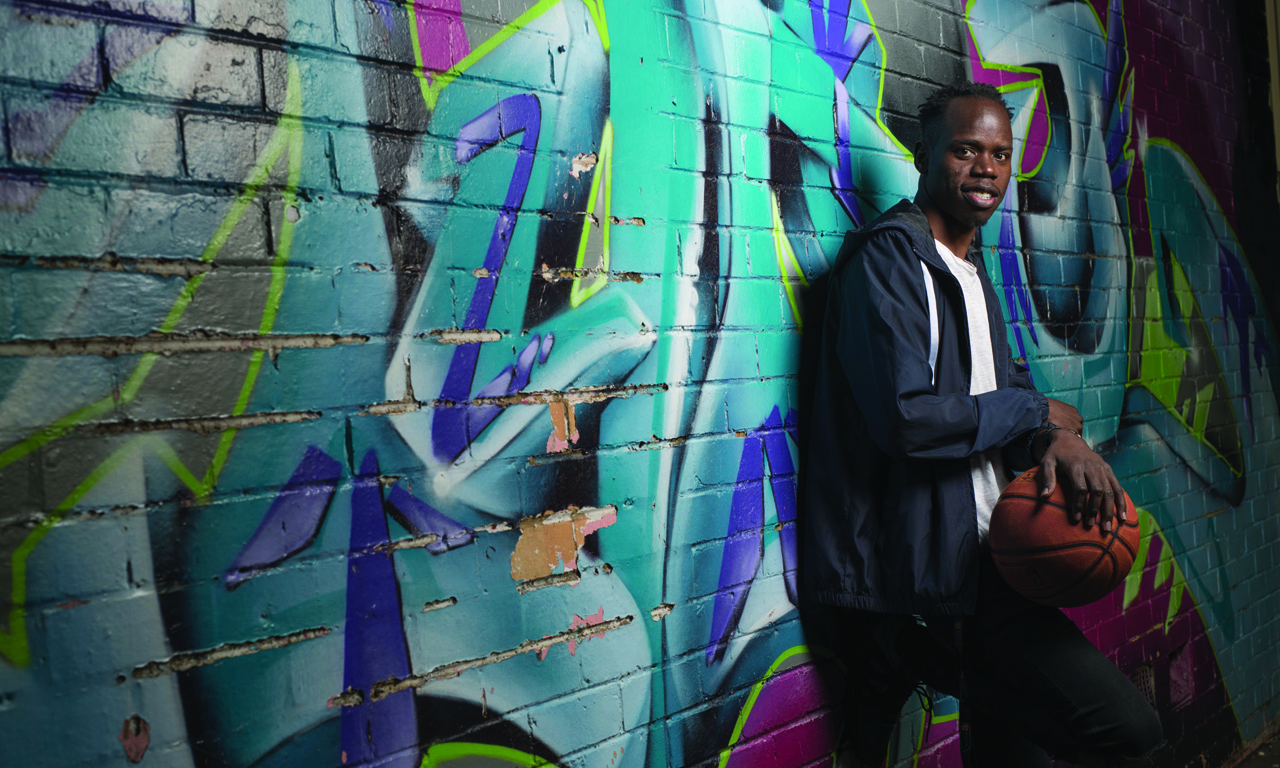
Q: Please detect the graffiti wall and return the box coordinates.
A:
[1,0,1278,765]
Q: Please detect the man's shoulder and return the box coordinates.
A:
[833,200,932,273]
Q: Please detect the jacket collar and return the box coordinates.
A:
[864,199,986,274]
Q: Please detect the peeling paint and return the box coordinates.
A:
[331,614,634,704]
[373,532,441,554]
[566,607,607,655]
[0,332,368,359]
[510,505,618,581]
[27,252,215,278]
[609,215,644,226]
[132,626,331,678]
[94,409,322,436]
[425,328,503,344]
[421,597,457,613]
[650,603,674,621]
[627,435,687,452]
[118,714,149,763]
[516,569,581,594]
[569,151,598,178]
[547,399,579,453]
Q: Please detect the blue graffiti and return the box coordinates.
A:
[706,406,798,664]
[433,94,544,462]
[223,446,343,589]
[342,450,418,768]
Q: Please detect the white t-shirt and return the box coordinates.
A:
[934,240,1008,542]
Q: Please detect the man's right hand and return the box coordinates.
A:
[1047,398,1083,435]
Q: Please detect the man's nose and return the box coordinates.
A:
[972,155,998,177]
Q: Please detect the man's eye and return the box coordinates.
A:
[995,153,1010,161]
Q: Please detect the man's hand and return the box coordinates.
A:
[1038,429,1126,533]
[1047,398,1083,435]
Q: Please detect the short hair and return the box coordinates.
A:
[918,83,1013,146]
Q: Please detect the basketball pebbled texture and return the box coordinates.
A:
[989,467,1140,607]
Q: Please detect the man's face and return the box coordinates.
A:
[915,97,1014,231]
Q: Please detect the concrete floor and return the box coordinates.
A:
[1236,732,1280,768]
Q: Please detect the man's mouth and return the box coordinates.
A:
[965,189,999,207]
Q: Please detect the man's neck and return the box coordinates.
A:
[915,194,975,261]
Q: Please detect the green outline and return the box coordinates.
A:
[0,63,304,666]
[770,191,809,327]
[1131,227,1242,477]
[962,0,1050,180]
[717,645,813,768]
[421,742,565,767]
[412,0,566,112]
[569,119,613,308]
[858,0,912,159]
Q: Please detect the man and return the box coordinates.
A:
[801,83,1162,767]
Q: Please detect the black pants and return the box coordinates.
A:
[806,555,1163,767]
[913,555,1162,767]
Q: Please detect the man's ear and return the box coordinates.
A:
[912,141,929,174]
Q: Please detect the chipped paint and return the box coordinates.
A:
[546,399,579,452]
[510,505,618,581]
[118,715,149,763]
[425,329,504,344]
[516,569,582,594]
[650,603,674,621]
[329,613,634,705]
[569,151,598,178]
[0,332,368,359]
[421,597,458,613]
[132,627,331,678]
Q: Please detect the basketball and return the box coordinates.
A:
[989,467,1140,607]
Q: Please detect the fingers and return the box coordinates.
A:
[1039,459,1057,499]
[1070,466,1088,527]
[1111,473,1127,523]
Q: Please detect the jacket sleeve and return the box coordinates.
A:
[1000,355,1046,470]
[835,229,1047,460]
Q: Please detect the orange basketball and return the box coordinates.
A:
[989,467,1140,607]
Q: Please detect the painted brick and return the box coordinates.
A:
[180,113,279,183]
[7,95,181,177]
[2,1,1280,767]
[193,0,335,49]
[107,27,262,107]
[0,10,101,90]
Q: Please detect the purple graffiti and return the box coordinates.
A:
[341,450,418,768]
[223,446,342,590]
[1100,0,1133,190]
[4,11,181,211]
[707,432,763,665]
[997,204,1039,366]
[1219,245,1273,429]
[433,94,543,462]
[373,0,396,30]
[707,406,799,664]
[385,485,473,554]
[723,658,841,768]
[968,35,1048,176]
[415,0,470,81]
[809,0,873,225]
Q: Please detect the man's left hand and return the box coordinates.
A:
[1037,430,1126,533]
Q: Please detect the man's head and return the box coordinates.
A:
[913,83,1014,239]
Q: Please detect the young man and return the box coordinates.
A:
[801,83,1162,767]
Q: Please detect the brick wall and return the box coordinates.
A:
[1,0,1278,766]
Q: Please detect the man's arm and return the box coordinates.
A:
[1002,353,1126,532]
[835,230,1047,460]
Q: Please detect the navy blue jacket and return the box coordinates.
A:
[801,201,1048,615]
